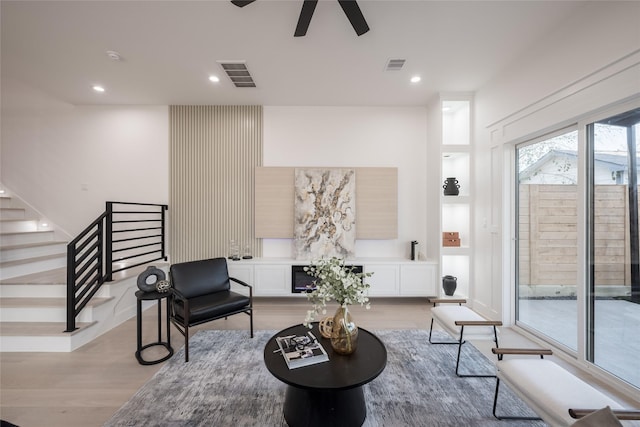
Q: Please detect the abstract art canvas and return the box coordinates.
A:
[294,168,356,260]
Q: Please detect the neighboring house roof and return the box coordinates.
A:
[519,149,633,181]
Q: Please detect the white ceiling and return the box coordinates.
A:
[1,0,588,106]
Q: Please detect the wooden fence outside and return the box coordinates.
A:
[519,184,630,289]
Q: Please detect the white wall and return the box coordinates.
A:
[473,1,640,321]
[263,106,430,260]
[1,87,431,260]
[1,79,169,236]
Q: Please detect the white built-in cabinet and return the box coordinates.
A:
[440,97,473,298]
[366,263,400,296]
[254,264,290,295]
[228,263,254,286]
[400,264,437,296]
[227,259,437,297]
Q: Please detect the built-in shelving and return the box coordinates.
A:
[440,98,473,298]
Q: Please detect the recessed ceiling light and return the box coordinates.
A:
[92,85,105,93]
[209,75,220,83]
[106,50,122,61]
[410,76,421,83]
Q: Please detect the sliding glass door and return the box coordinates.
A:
[587,108,640,388]
[515,105,640,389]
[516,130,579,351]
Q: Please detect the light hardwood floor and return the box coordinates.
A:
[1,297,637,427]
[0,298,430,427]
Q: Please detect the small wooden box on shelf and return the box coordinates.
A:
[442,232,460,247]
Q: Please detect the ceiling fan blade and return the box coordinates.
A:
[231,0,257,7]
[337,0,369,36]
[294,0,318,37]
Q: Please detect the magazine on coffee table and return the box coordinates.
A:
[275,331,329,369]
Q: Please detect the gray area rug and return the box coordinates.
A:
[105,329,545,426]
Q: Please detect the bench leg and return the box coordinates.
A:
[455,325,498,378]
[428,318,462,345]
[429,320,498,378]
[493,378,542,421]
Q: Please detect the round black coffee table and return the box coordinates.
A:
[264,323,387,427]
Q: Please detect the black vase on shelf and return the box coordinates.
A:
[442,275,457,296]
[443,177,460,196]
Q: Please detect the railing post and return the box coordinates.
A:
[97,219,104,285]
[105,201,114,281]
[161,205,168,261]
[65,243,77,332]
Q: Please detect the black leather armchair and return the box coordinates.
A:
[169,258,253,362]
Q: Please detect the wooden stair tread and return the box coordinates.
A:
[1,262,168,285]
[0,297,113,308]
[0,253,65,268]
[0,321,96,336]
[0,267,66,284]
[0,230,53,236]
[0,241,66,251]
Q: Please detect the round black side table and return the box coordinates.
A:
[135,290,173,365]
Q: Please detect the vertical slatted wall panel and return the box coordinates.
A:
[169,106,263,263]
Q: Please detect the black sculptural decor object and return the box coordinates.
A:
[137,266,166,293]
[442,275,457,296]
[443,177,460,196]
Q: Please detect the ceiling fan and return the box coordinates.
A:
[231,0,370,37]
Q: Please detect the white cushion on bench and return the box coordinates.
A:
[498,358,623,427]
[431,305,497,341]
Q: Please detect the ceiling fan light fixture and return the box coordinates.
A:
[230,0,256,7]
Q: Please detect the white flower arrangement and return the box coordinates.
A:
[303,257,373,327]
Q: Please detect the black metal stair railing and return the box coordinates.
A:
[65,201,168,332]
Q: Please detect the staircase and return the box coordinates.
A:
[0,192,161,352]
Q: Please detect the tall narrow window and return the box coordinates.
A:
[587,108,640,388]
[516,130,578,351]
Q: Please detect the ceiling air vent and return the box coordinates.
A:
[385,59,406,71]
[217,61,256,88]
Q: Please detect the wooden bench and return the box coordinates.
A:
[427,298,502,377]
[492,348,640,426]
